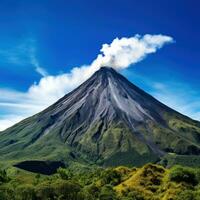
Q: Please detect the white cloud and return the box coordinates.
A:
[151,82,200,121]
[0,38,48,76]
[121,70,200,122]
[0,34,173,131]
[0,115,25,131]
[27,34,174,101]
[35,67,48,77]
[29,42,49,77]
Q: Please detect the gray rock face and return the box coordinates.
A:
[41,67,166,139]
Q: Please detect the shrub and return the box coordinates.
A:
[84,184,100,198]
[35,179,85,200]
[57,168,72,180]
[127,190,144,200]
[52,180,82,200]
[15,184,36,200]
[0,169,9,184]
[100,169,121,186]
[0,186,15,200]
[99,184,117,200]
[35,182,56,200]
[169,166,198,185]
[175,190,195,200]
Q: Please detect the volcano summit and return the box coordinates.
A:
[1,67,200,167]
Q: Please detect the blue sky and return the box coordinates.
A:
[0,0,200,130]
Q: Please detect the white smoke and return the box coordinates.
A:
[29,34,173,101]
[0,34,173,130]
[94,34,173,69]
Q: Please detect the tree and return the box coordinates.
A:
[15,184,36,200]
[99,184,118,200]
[170,166,198,185]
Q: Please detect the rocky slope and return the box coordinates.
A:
[1,67,200,166]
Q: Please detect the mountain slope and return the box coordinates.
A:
[1,67,200,167]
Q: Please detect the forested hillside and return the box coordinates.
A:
[1,163,200,200]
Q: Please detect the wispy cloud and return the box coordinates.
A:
[0,38,48,76]
[121,68,200,121]
[0,43,29,65]
[29,41,49,77]
[28,34,174,100]
[0,115,25,132]
[151,81,200,120]
[0,34,176,131]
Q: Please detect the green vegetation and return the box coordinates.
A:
[1,107,200,169]
[1,163,200,199]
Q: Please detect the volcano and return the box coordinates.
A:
[1,67,200,167]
